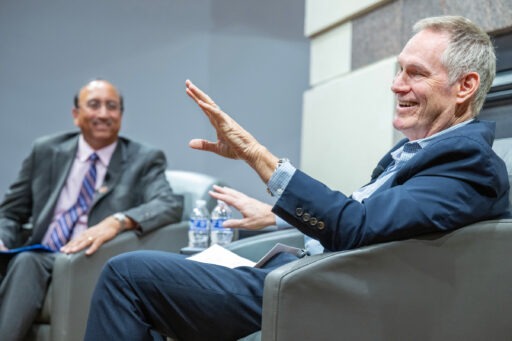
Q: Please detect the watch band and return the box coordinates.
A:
[113,212,127,232]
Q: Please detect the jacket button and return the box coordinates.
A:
[296,208,303,216]
[302,213,310,222]
[317,221,325,230]
[309,217,318,226]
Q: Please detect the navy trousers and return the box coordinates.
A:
[84,250,298,341]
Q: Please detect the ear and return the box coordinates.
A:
[72,107,80,127]
[455,71,480,105]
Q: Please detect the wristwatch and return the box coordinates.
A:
[113,212,128,232]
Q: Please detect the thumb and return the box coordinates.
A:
[189,139,217,152]
[222,218,243,229]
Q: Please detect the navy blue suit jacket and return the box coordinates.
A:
[273,120,510,252]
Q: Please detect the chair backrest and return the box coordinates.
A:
[165,170,228,220]
[492,137,512,209]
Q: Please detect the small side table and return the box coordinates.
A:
[180,246,206,256]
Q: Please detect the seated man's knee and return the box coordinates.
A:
[103,250,142,274]
[101,250,159,278]
[9,252,43,269]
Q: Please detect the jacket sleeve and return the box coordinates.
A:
[0,148,35,247]
[272,137,509,251]
[121,149,183,234]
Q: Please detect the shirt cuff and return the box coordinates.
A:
[267,160,296,198]
[275,215,292,229]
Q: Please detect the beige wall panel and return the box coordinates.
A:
[305,0,390,37]
[301,57,397,194]
[310,22,351,86]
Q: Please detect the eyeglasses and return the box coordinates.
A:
[81,99,121,112]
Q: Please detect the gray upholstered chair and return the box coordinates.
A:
[233,137,512,341]
[27,170,226,341]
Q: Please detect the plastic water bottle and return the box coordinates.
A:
[188,199,210,248]
[210,200,233,246]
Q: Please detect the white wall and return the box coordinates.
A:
[305,0,392,36]
[301,0,397,193]
[302,58,396,194]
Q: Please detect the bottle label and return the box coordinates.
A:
[211,218,227,230]
[190,218,208,230]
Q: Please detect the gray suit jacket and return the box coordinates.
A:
[0,132,183,247]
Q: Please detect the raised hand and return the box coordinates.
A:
[186,80,279,183]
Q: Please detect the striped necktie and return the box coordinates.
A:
[46,153,99,251]
[380,142,422,177]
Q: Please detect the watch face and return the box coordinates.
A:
[114,213,125,221]
[114,213,127,231]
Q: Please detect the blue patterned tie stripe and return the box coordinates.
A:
[46,153,99,251]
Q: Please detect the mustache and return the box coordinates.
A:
[91,118,113,126]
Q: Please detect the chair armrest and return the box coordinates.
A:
[261,219,512,341]
[50,221,188,341]
[227,229,304,262]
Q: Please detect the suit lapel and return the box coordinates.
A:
[367,138,408,184]
[36,136,78,230]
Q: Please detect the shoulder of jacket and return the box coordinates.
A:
[33,131,79,146]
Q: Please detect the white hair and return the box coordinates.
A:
[414,16,496,116]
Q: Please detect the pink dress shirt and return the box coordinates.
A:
[41,135,117,245]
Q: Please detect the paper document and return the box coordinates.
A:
[187,243,305,269]
[187,244,256,268]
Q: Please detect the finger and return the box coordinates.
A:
[210,185,245,199]
[211,185,235,196]
[209,188,243,206]
[189,139,218,152]
[189,98,226,133]
[62,234,96,253]
[186,86,216,110]
[185,87,201,104]
[186,80,217,107]
[185,88,215,117]
[194,100,225,127]
[60,242,85,254]
[214,185,245,198]
[85,241,101,256]
[222,218,245,228]
[208,190,238,208]
[211,185,232,196]
[196,99,222,115]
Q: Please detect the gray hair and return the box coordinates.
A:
[413,16,496,116]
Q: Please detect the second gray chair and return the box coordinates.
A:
[28,170,226,341]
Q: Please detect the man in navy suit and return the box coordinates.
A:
[0,79,183,340]
[85,16,509,340]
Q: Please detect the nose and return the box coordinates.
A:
[96,104,109,117]
[390,71,409,94]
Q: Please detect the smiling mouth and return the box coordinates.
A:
[92,120,112,127]
[398,101,418,108]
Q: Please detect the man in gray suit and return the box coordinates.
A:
[0,79,183,340]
